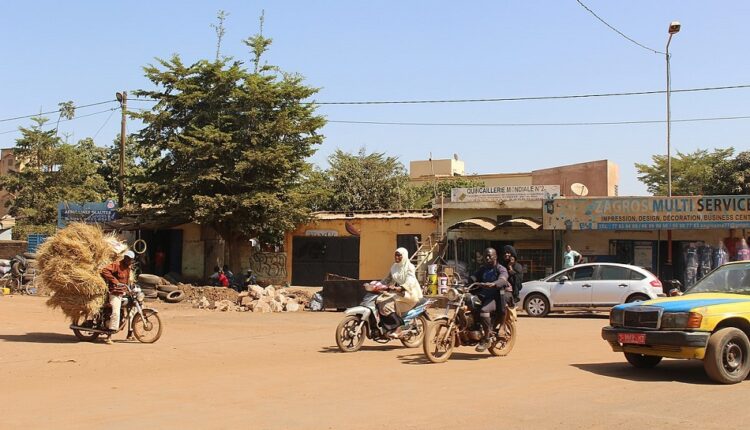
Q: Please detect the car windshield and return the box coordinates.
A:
[686,262,750,295]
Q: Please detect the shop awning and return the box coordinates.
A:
[497,217,542,230]
[448,217,498,231]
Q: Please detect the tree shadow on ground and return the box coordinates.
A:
[0,332,78,344]
[397,351,493,365]
[572,360,714,385]
[318,344,402,354]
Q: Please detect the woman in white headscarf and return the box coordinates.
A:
[376,247,423,337]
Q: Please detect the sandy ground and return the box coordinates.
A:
[1,295,749,430]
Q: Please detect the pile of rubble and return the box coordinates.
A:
[191,285,312,312]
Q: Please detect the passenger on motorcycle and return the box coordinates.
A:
[376,247,423,338]
[470,247,510,352]
[503,245,524,304]
[100,250,135,345]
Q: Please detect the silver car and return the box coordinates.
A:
[519,263,664,317]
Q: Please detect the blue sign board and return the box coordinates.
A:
[57,200,118,228]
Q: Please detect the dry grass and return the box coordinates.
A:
[36,223,123,320]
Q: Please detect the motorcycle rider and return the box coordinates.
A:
[470,247,510,352]
[100,250,135,345]
[376,247,423,338]
[503,245,524,304]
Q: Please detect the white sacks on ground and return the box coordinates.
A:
[285,301,300,312]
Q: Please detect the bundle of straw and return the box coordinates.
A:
[36,223,125,320]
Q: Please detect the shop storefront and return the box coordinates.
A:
[544,195,750,287]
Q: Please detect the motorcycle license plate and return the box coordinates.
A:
[617,333,646,345]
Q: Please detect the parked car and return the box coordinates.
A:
[519,263,663,317]
[602,261,750,384]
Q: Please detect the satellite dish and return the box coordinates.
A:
[453,153,459,161]
[570,183,589,196]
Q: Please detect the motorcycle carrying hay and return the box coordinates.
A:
[36,223,125,320]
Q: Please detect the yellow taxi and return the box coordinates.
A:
[602,261,750,384]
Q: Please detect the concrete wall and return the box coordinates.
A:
[285,216,438,282]
[532,159,617,197]
[179,223,205,282]
[410,159,464,178]
[0,240,26,259]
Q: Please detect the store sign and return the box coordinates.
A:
[57,200,118,228]
[305,229,339,237]
[451,185,560,202]
[544,196,750,230]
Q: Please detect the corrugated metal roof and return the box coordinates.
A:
[314,210,435,220]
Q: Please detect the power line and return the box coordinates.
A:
[0,100,117,123]
[93,108,119,139]
[327,114,750,127]
[576,0,665,55]
[0,107,119,136]
[124,84,750,106]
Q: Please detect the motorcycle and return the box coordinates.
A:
[335,282,435,352]
[423,282,517,363]
[70,284,163,343]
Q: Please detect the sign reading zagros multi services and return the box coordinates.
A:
[451,185,560,202]
[544,196,750,230]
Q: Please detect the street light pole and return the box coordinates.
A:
[666,21,681,197]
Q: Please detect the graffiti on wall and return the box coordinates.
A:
[250,252,288,284]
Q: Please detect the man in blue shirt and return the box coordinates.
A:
[470,248,510,352]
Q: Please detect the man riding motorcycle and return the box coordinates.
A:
[376,247,423,338]
[100,250,135,345]
[469,247,510,352]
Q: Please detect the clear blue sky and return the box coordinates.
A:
[1,1,748,195]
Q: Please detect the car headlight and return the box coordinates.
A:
[136,292,145,302]
[609,309,624,326]
[660,312,703,329]
[446,288,460,302]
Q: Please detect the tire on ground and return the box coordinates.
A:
[704,327,750,384]
[157,284,179,293]
[157,290,169,300]
[23,252,37,259]
[165,290,186,303]
[25,260,38,269]
[138,274,162,285]
[22,273,35,282]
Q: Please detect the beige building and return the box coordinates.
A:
[283,211,438,286]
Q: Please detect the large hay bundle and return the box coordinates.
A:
[36,223,125,320]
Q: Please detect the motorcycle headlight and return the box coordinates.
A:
[136,292,145,302]
[661,312,703,329]
[609,309,624,326]
[446,288,460,302]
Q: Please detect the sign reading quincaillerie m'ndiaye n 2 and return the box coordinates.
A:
[451,185,560,202]
[543,195,750,230]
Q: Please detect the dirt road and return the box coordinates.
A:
[1,295,748,429]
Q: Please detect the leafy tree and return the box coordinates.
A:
[96,134,151,203]
[408,177,486,209]
[132,22,325,260]
[635,148,734,195]
[709,150,750,195]
[0,117,110,238]
[318,148,411,211]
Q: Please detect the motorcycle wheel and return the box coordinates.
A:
[335,315,366,352]
[423,320,454,363]
[132,309,163,343]
[490,320,516,356]
[400,315,427,348]
[72,318,100,342]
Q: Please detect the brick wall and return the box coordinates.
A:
[0,240,27,259]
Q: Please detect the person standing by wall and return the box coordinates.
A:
[562,245,582,269]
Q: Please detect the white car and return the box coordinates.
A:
[519,263,664,317]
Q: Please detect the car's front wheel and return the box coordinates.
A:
[624,352,662,368]
[704,327,750,384]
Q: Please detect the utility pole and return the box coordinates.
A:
[116,91,127,208]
